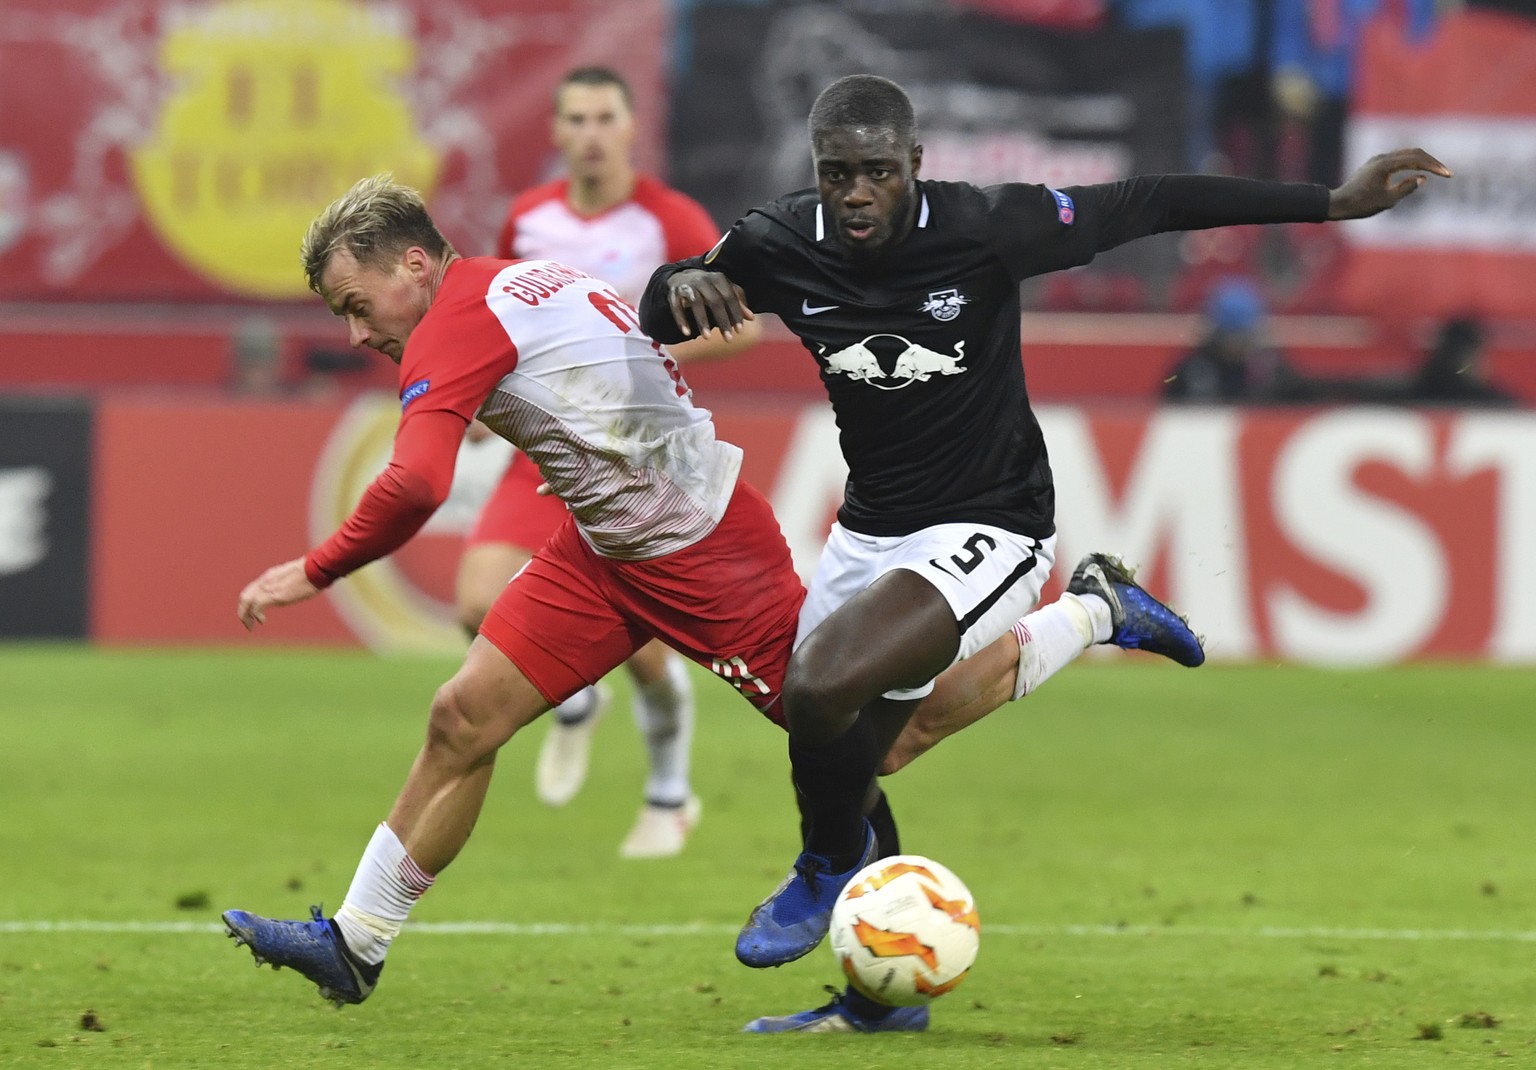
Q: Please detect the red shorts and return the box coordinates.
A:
[464,452,570,552]
[479,480,805,727]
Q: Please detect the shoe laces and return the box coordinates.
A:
[810,984,845,1014]
[793,851,834,895]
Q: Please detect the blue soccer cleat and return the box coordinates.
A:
[743,987,930,1033]
[222,905,381,1007]
[1067,553,1205,667]
[736,822,877,968]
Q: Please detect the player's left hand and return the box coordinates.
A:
[1328,148,1452,220]
[237,557,320,630]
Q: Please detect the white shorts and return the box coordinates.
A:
[795,521,1057,701]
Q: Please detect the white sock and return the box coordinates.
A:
[631,654,694,807]
[553,684,599,727]
[1073,591,1115,645]
[1011,592,1113,701]
[332,822,435,965]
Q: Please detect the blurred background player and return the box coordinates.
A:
[457,67,761,858]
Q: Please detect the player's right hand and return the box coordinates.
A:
[666,268,753,341]
[237,557,320,630]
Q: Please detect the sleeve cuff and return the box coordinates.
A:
[303,555,338,590]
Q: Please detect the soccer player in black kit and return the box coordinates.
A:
[639,74,1450,1033]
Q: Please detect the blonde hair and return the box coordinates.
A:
[301,174,454,293]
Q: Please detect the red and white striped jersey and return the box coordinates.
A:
[496,176,722,303]
[399,257,741,561]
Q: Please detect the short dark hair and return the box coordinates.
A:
[556,66,633,112]
[808,75,916,146]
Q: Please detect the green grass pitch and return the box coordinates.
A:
[3,645,1535,1067]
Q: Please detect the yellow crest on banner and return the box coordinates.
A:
[129,0,440,297]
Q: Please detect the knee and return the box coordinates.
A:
[780,661,860,740]
[425,678,503,766]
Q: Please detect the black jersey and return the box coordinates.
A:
[641,175,1328,539]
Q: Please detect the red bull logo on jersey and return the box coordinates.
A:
[818,334,967,390]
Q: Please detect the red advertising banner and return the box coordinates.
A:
[92,399,358,644]
[0,0,667,301]
[89,394,818,648]
[90,395,1536,665]
[1338,8,1536,318]
[1040,407,1522,664]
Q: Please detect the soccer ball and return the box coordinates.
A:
[828,854,980,1007]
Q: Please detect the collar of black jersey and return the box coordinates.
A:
[814,189,932,243]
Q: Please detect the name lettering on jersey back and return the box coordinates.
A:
[502,262,592,307]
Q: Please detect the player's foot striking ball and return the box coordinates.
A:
[222,906,380,1006]
[1067,552,1205,667]
[736,821,876,967]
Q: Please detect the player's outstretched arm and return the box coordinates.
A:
[1328,148,1452,220]
[1075,152,1451,257]
[238,558,320,629]
[236,411,463,629]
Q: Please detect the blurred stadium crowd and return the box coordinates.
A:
[0,0,1532,401]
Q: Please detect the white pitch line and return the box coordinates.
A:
[4,920,1536,943]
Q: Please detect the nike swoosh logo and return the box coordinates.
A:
[801,300,839,315]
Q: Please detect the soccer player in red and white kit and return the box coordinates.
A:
[221,174,792,1006]
[461,67,761,858]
